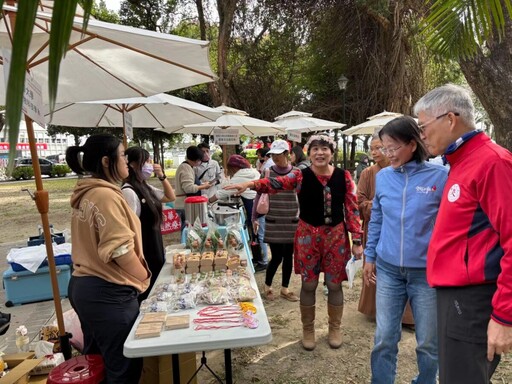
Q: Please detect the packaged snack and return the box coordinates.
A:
[204,220,224,251]
[225,222,244,254]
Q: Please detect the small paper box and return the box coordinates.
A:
[135,322,163,339]
[200,254,214,266]
[140,312,167,324]
[200,264,213,273]
[165,315,190,330]
[186,256,201,268]
[214,264,227,271]
[186,266,200,274]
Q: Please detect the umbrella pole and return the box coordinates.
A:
[222,145,228,175]
[25,117,72,360]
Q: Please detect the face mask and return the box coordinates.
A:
[141,163,153,180]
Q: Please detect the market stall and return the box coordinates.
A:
[123,257,272,384]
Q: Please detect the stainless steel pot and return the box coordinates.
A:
[210,202,240,226]
[184,196,209,226]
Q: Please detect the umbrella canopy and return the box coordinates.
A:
[0,3,216,359]
[47,93,222,130]
[167,105,285,136]
[274,110,345,133]
[0,3,216,105]
[341,111,403,136]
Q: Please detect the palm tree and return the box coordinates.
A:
[423,0,512,150]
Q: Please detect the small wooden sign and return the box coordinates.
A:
[165,315,190,330]
[135,322,163,339]
[140,312,167,323]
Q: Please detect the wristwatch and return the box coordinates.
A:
[352,239,362,246]
[158,174,167,181]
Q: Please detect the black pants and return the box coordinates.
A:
[265,243,294,288]
[436,284,501,384]
[69,276,142,384]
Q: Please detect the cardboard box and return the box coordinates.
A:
[0,353,44,384]
[140,353,197,384]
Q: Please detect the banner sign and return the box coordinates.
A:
[0,143,48,150]
[213,128,239,145]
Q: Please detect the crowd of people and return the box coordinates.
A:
[64,83,511,383]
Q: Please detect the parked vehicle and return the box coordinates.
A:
[12,157,69,180]
[46,154,66,164]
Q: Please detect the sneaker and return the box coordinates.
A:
[254,264,267,273]
[323,285,329,296]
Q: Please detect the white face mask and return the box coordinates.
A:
[141,163,153,180]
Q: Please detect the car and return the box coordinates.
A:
[14,157,55,179]
[46,154,66,164]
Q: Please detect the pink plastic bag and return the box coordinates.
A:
[62,308,84,352]
[256,168,270,215]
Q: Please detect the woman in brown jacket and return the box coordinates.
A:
[357,133,414,327]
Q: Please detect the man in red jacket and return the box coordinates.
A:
[414,84,512,384]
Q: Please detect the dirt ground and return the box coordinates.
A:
[1,178,510,383]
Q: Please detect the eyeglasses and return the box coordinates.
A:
[418,112,460,133]
[379,146,402,156]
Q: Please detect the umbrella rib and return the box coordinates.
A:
[85,33,216,80]
[26,16,216,81]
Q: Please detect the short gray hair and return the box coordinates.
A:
[413,84,476,129]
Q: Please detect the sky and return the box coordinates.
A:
[102,0,121,12]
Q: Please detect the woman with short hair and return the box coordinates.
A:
[363,116,448,384]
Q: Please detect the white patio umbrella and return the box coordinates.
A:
[168,105,285,136]
[0,3,216,357]
[275,110,345,133]
[47,93,222,146]
[341,111,403,136]
[165,105,285,168]
[0,4,216,105]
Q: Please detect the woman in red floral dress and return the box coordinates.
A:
[226,135,363,351]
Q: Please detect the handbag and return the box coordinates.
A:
[256,168,270,215]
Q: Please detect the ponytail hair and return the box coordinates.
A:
[66,134,123,182]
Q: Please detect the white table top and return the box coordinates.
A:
[123,263,272,357]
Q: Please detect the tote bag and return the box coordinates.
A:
[256,168,270,215]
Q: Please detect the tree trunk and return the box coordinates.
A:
[216,0,238,105]
[195,0,220,105]
[458,18,512,151]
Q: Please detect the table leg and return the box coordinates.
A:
[224,349,232,384]
[172,354,181,384]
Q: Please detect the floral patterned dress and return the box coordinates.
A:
[254,168,362,283]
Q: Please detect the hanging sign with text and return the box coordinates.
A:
[2,49,45,128]
[123,111,133,140]
[287,130,301,143]
[213,128,239,145]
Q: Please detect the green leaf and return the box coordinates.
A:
[5,0,39,172]
[422,0,512,60]
[47,0,79,114]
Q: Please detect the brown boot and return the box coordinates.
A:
[327,303,343,349]
[300,305,316,351]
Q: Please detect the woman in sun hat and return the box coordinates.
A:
[226,134,363,351]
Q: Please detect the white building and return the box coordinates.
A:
[0,120,74,167]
